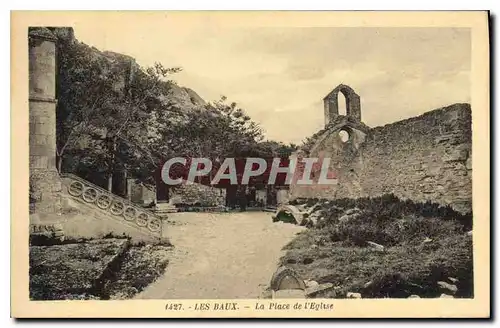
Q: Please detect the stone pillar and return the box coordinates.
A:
[29,27,61,219]
[127,177,133,201]
[324,95,338,127]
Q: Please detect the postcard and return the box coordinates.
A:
[11,10,490,318]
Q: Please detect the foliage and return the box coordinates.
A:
[290,193,472,230]
[56,38,282,191]
[56,38,182,185]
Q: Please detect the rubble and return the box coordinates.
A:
[346,292,362,299]
[366,241,385,252]
[305,280,319,288]
[437,281,458,294]
[305,283,335,298]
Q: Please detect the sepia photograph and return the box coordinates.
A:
[11,10,490,318]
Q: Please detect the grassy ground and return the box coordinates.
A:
[279,194,473,298]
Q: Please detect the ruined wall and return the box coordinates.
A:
[129,181,156,205]
[170,183,226,207]
[290,103,472,214]
[359,103,472,213]
[289,116,370,201]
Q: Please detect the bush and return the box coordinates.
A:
[280,194,473,298]
[323,214,465,247]
[312,194,472,231]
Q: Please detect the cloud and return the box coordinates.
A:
[75,25,470,144]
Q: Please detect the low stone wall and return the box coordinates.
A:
[170,183,226,207]
[129,181,156,205]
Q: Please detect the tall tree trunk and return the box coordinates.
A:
[123,169,129,200]
[107,136,117,192]
[56,155,62,173]
[107,174,113,192]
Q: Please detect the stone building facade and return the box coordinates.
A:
[289,85,472,214]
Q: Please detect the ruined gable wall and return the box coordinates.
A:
[289,103,472,213]
[289,128,366,201]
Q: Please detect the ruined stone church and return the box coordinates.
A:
[289,84,472,214]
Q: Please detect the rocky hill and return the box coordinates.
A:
[50,27,206,111]
[164,84,206,110]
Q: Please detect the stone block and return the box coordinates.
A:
[273,289,306,299]
[305,280,319,288]
[270,266,306,291]
[305,283,335,298]
[366,241,385,252]
[443,149,468,162]
[466,157,472,170]
[437,281,458,294]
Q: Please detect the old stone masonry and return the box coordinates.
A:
[289,84,472,214]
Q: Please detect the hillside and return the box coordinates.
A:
[275,194,473,299]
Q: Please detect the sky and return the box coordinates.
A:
[74,19,470,144]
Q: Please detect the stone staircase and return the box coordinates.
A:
[60,173,165,240]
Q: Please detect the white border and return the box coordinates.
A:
[4,1,497,327]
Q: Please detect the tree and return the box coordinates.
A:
[56,37,182,191]
[55,38,123,173]
[55,37,293,197]
[91,63,182,191]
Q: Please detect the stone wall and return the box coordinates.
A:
[129,181,156,205]
[289,103,472,214]
[359,103,472,213]
[170,183,226,207]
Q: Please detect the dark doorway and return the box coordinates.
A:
[156,179,169,203]
[225,186,238,208]
[266,186,277,207]
[112,169,128,197]
[246,187,257,207]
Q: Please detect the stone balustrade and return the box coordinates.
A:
[61,173,164,237]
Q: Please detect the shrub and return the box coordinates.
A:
[280,194,473,298]
[311,194,472,231]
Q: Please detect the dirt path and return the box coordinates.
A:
[135,211,305,299]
